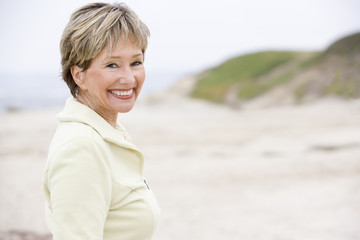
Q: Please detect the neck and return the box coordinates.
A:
[76,94,118,128]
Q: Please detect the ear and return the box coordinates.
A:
[70,65,87,90]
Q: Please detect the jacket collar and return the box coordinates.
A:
[57,98,142,153]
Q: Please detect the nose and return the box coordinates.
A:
[118,66,135,85]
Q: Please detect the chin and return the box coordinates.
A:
[114,103,136,113]
[118,108,133,113]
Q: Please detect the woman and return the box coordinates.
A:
[42,3,160,240]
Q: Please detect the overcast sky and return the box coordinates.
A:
[0,0,359,76]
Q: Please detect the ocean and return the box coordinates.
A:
[0,70,187,114]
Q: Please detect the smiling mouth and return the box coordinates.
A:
[109,89,134,97]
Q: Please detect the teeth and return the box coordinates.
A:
[110,89,133,96]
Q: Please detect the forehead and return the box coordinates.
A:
[100,38,143,59]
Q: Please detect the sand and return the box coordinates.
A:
[0,94,360,240]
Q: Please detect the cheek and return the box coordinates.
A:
[136,71,146,88]
[90,73,111,91]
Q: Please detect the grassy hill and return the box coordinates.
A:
[190,32,360,106]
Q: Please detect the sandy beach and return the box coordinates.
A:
[0,92,360,240]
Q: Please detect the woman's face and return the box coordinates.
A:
[73,37,145,120]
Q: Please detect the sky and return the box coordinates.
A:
[0,0,359,76]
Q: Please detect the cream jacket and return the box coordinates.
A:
[43,98,160,240]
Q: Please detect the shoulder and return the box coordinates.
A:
[47,121,110,166]
[51,121,103,148]
[44,122,113,188]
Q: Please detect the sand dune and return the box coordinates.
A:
[0,94,360,240]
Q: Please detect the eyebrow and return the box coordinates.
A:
[107,53,144,59]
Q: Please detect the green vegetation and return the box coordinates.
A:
[298,53,321,68]
[323,32,360,57]
[191,51,298,102]
[190,31,360,104]
[237,70,296,100]
[322,72,360,98]
[294,84,307,102]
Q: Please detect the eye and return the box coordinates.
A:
[106,63,118,68]
[131,61,143,67]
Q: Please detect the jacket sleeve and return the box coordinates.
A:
[47,138,112,240]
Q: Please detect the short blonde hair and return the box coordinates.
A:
[60,2,150,97]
